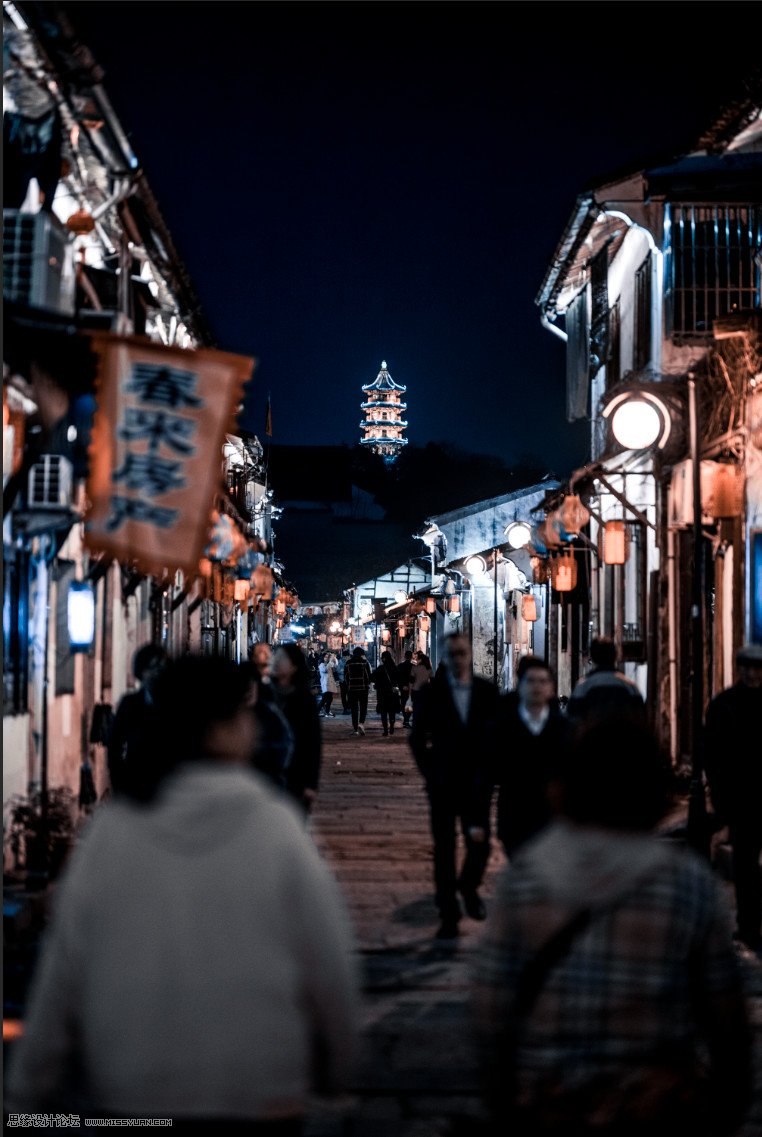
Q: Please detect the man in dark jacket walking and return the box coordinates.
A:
[492,655,570,858]
[107,643,168,797]
[345,647,372,736]
[409,633,500,938]
[704,642,762,953]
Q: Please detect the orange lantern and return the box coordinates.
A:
[397,619,406,633]
[252,564,273,596]
[198,557,213,578]
[66,208,96,236]
[551,548,577,592]
[381,627,391,642]
[558,494,590,537]
[419,614,431,632]
[448,595,461,614]
[425,597,437,614]
[234,579,249,602]
[521,594,538,622]
[602,520,627,566]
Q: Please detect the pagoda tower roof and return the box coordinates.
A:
[361,360,406,393]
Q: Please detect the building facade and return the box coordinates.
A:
[533,89,762,765]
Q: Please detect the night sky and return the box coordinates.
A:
[65,1,760,478]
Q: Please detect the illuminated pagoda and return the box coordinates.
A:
[359,360,408,464]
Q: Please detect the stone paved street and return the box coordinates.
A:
[304,713,762,1137]
[305,713,500,1137]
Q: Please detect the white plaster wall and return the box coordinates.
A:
[3,714,30,804]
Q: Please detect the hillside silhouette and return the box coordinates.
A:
[262,441,553,600]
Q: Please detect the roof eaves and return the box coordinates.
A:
[535,194,597,318]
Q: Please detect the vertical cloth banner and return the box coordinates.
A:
[265,394,273,437]
[84,333,254,576]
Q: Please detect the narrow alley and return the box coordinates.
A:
[304,714,762,1137]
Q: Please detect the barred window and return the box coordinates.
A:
[606,300,621,389]
[668,204,761,339]
[634,254,652,370]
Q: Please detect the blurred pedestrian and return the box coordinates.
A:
[409,633,500,938]
[243,663,294,791]
[106,642,168,797]
[271,644,323,815]
[371,650,401,735]
[317,652,339,718]
[336,649,351,714]
[471,717,752,1137]
[345,646,372,737]
[6,655,362,1131]
[567,635,646,729]
[703,641,762,954]
[409,650,433,726]
[251,641,273,685]
[396,649,414,728]
[493,656,571,858]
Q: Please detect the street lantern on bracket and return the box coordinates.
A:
[601,376,707,854]
[504,521,532,549]
[601,388,674,451]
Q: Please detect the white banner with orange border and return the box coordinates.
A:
[84,333,254,577]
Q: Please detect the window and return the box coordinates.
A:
[667,204,761,339]
[589,247,609,374]
[3,547,30,715]
[606,301,621,389]
[634,254,652,370]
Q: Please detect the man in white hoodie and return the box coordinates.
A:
[6,655,361,1134]
[471,717,752,1137]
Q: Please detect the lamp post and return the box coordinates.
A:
[686,372,709,855]
[603,379,708,854]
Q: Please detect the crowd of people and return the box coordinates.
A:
[6,631,759,1135]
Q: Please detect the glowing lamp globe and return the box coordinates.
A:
[610,400,662,450]
[505,521,532,549]
[465,554,487,575]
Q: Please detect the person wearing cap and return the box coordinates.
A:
[703,642,762,954]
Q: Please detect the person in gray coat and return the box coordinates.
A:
[6,655,361,1131]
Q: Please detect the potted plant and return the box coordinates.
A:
[5,786,78,887]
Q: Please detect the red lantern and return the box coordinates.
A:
[602,520,627,566]
[521,594,538,622]
[551,548,577,592]
[559,494,590,537]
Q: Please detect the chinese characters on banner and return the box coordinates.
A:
[84,334,254,576]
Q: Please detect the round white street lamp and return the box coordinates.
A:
[504,520,532,549]
[602,390,673,450]
[465,554,487,576]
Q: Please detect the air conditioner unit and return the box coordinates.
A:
[3,209,76,315]
[27,454,74,509]
[667,459,715,528]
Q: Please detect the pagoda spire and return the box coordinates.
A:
[359,360,408,464]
